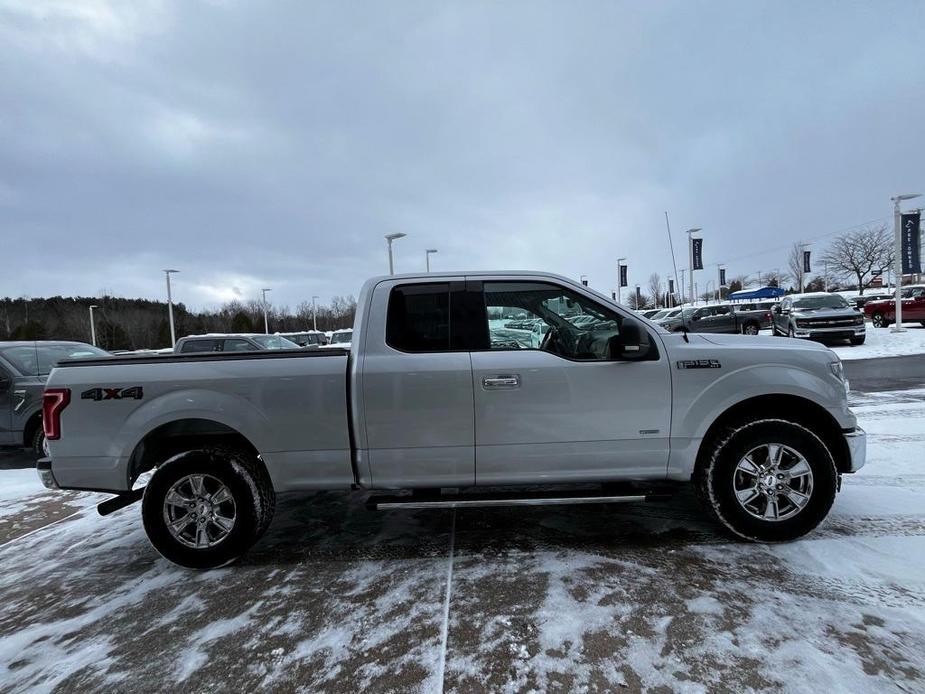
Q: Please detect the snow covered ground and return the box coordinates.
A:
[756,323,925,360]
[832,324,925,361]
[0,466,46,504]
[0,390,924,691]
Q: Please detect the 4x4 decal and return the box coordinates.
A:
[81,386,144,401]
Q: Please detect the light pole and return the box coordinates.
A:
[89,305,98,346]
[311,295,319,332]
[163,269,179,347]
[385,233,407,275]
[616,257,626,304]
[261,288,272,334]
[425,248,437,272]
[892,193,922,332]
[705,280,715,303]
[686,228,702,308]
[680,269,686,304]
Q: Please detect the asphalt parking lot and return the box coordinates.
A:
[1,378,924,692]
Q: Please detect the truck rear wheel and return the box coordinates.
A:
[142,446,275,569]
[742,322,759,335]
[31,425,48,458]
[696,419,837,542]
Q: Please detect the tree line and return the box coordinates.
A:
[0,295,357,351]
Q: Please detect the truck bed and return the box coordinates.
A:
[46,349,354,493]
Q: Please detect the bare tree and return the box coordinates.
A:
[764,269,789,289]
[787,243,807,292]
[821,225,893,295]
[647,273,663,308]
[627,289,648,310]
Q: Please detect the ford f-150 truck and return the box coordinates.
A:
[38,271,865,568]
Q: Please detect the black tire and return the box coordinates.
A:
[695,419,837,542]
[787,325,796,338]
[742,322,759,336]
[920,321,925,327]
[30,425,47,457]
[142,446,275,569]
[850,336,866,345]
[871,312,889,328]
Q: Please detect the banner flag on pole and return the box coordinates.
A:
[611,291,616,300]
[803,250,812,274]
[719,268,726,286]
[619,264,628,287]
[901,212,922,274]
[635,285,642,305]
[668,277,675,295]
[692,238,703,270]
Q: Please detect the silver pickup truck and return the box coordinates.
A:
[39,271,865,568]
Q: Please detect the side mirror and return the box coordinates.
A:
[609,318,651,361]
[772,305,781,314]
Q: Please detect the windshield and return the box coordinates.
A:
[0,343,109,376]
[330,330,352,344]
[792,295,849,310]
[250,335,300,349]
[651,309,670,320]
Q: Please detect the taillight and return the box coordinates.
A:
[42,388,71,441]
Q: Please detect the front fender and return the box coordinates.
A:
[677,363,845,441]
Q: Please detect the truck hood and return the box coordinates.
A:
[695,333,833,354]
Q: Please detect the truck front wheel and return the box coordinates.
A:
[696,419,837,542]
[741,322,759,335]
[142,447,275,569]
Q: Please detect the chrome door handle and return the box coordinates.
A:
[482,375,521,389]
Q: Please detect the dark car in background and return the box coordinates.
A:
[668,304,770,335]
[772,293,866,344]
[279,331,328,348]
[0,341,109,455]
[849,292,892,310]
[173,333,301,353]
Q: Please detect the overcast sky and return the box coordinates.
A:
[2,0,923,310]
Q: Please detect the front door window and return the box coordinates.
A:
[483,282,621,360]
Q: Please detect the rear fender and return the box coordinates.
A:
[115,388,273,463]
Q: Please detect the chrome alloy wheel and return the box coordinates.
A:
[733,443,814,522]
[162,474,237,548]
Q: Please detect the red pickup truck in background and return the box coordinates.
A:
[863,285,925,328]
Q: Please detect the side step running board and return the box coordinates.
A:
[367,489,674,511]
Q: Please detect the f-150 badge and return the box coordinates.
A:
[676,359,721,369]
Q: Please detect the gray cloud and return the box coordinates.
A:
[2,0,923,310]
